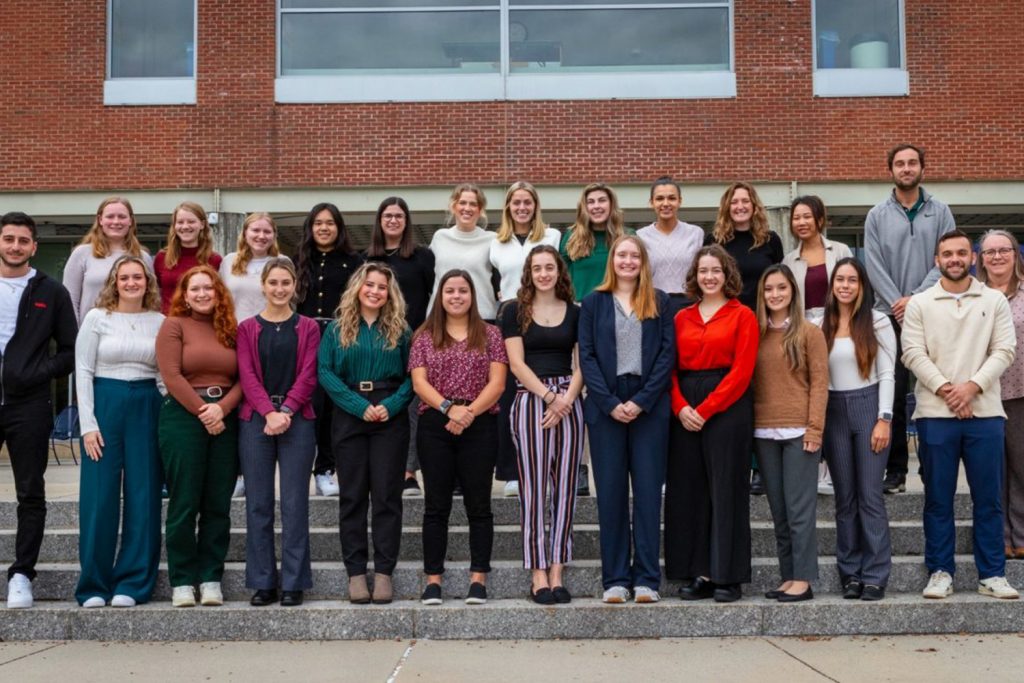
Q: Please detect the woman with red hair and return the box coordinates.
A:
[155,266,241,608]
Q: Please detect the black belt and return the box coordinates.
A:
[347,379,402,393]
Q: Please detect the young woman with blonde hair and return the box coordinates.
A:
[154,202,223,313]
[220,212,290,322]
[560,183,630,301]
[428,184,498,320]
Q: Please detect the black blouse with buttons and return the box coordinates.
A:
[297,249,364,320]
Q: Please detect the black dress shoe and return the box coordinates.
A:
[577,464,590,497]
[860,585,885,601]
[778,586,813,603]
[713,584,742,603]
[842,579,864,600]
[764,588,783,600]
[679,577,715,601]
[250,589,278,606]
[750,472,765,496]
[551,586,572,604]
[529,587,556,605]
[882,472,906,494]
[280,590,303,606]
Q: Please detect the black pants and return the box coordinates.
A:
[886,315,910,477]
[333,399,409,576]
[418,410,497,575]
[664,369,753,585]
[494,372,519,481]
[2,396,52,581]
[312,385,336,476]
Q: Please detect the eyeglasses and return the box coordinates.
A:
[381,213,405,222]
[980,247,1016,258]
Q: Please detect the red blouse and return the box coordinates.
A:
[670,298,759,419]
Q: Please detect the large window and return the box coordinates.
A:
[105,0,196,105]
[813,0,907,97]
[276,1,735,102]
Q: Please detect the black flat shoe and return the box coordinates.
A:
[280,590,303,606]
[250,589,278,606]
[679,577,716,601]
[551,586,572,604]
[764,588,783,600]
[860,585,885,601]
[530,587,556,605]
[842,579,864,600]
[778,586,813,603]
[713,584,742,603]
[750,472,765,496]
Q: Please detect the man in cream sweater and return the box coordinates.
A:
[902,229,1018,600]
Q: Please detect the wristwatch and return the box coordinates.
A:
[439,399,453,415]
[879,411,893,422]
[280,405,293,416]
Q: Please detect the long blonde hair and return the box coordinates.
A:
[163,201,215,269]
[496,181,547,243]
[755,264,808,373]
[711,181,771,249]
[95,255,161,312]
[594,235,659,320]
[564,183,625,261]
[232,212,281,275]
[334,263,408,349]
[80,197,147,259]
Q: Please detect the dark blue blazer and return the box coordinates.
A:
[578,289,675,423]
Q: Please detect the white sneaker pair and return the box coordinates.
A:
[923,571,1020,600]
[171,583,223,607]
[83,594,136,608]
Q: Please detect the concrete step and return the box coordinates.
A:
[8,556,1024,602]
[0,520,974,564]
[1,593,1021,641]
[0,490,967,528]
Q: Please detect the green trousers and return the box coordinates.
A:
[159,396,238,587]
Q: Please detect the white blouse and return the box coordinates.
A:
[821,310,896,418]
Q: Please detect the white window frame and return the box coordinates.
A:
[104,0,197,106]
[274,1,736,103]
[812,0,908,98]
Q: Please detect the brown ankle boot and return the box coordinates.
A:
[348,575,371,604]
[372,574,393,604]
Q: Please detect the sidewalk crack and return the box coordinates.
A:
[0,642,66,667]
[385,639,417,682]
[763,638,841,682]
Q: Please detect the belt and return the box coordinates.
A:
[269,394,286,406]
[347,379,402,393]
[195,386,226,398]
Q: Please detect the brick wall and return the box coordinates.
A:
[1,1,1021,192]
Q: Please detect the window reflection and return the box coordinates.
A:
[109,0,194,78]
[815,0,901,69]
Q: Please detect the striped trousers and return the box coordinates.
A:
[510,376,585,569]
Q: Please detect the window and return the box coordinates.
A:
[276,1,735,102]
[813,0,907,97]
[105,0,196,105]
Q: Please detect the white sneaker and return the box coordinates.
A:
[978,576,1020,600]
[171,585,196,607]
[82,596,105,608]
[922,570,954,599]
[602,586,631,604]
[199,582,223,606]
[6,573,33,609]
[315,473,340,497]
[817,481,834,496]
[633,586,660,603]
[111,594,136,608]
[232,476,246,498]
[503,480,519,498]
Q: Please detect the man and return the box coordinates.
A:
[1,212,77,608]
[864,144,956,493]
[902,230,1017,600]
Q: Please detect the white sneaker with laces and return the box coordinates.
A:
[232,476,246,498]
[817,481,834,496]
[315,473,340,497]
[111,594,137,608]
[199,582,223,606]
[82,596,105,608]
[602,586,631,604]
[634,586,661,603]
[172,585,196,607]
[6,573,33,609]
[978,576,1019,600]
[503,481,519,498]
[922,570,954,599]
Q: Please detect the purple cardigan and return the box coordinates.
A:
[236,314,321,421]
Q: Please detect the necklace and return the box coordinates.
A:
[384,247,400,256]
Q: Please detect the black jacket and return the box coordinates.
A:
[1,270,77,404]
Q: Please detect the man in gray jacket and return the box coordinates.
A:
[864,144,956,494]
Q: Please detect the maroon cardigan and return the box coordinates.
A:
[236,314,321,421]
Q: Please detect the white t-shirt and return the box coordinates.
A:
[0,269,36,354]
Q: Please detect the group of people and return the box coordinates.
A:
[2,142,1022,612]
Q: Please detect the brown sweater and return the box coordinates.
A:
[752,324,829,443]
[156,313,241,416]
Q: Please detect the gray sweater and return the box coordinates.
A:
[864,187,955,315]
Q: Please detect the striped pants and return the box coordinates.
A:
[509,376,585,569]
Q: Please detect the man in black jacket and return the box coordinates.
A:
[0,212,77,608]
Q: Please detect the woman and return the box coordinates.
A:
[64,197,154,324]
[428,184,497,320]
[781,195,853,319]
[560,183,631,302]
[636,176,704,318]
[409,269,507,606]
[75,256,164,608]
[665,244,758,603]
[976,230,1024,559]
[236,258,320,607]
[753,265,829,603]
[578,236,674,604]
[155,266,241,607]
[364,197,435,497]
[154,202,223,314]
[296,202,364,497]
[502,245,584,604]
[318,263,413,605]
[220,212,289,322]
[490,182,561,498]
[819,257,895,601]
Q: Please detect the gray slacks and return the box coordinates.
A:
[1004,397,1024,550]
[755,436,819,582]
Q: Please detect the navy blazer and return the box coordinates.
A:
[578,289,675,422]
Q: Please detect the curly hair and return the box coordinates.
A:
[231,212,281,275]
[334,263,408,349]
[163,201,216,269]
[684,244,743,301]
[81,196,147,259]
[515,245,574,332]
[168,265,237,349]
[711,182,771,249]
[95,255,161,313]
[564,183,625,261]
